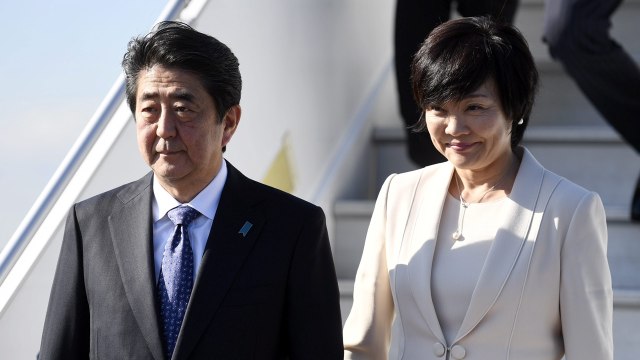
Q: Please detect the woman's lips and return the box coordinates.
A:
[448,142,476,151]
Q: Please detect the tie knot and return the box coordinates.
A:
[167,205,200,226]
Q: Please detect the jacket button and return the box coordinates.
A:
[451,345,466,359]
[432,342,446,357]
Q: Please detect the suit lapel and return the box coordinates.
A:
[174,163,265,360]
[454,148,551,341]
[108,173,165,360]
[405,163,454,344]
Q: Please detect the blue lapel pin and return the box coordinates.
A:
[238,221,253,237]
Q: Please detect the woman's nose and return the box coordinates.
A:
[444,114,468,136]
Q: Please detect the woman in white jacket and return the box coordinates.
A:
[343,17,613,359]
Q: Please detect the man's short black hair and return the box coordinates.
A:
[122,21,242,122]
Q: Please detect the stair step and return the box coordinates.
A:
[338,279,354,324]
[525,125,622,142]
[615,289,640,307]
[532,64,611,127]
[372,125,639,208]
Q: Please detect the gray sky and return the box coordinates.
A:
[0,0,167,249]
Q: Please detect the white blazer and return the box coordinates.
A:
[343,147,613,360]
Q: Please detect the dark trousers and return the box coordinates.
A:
[544,0,640,153]
[394,0,519,167]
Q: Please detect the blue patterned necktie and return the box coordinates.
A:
[157,205,200,359]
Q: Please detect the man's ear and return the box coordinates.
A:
[221,105,241,148]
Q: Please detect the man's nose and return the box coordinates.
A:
[156,110,177,139]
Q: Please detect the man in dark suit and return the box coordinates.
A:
[39,21,343,359]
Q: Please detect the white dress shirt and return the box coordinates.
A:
[151,160,228,282]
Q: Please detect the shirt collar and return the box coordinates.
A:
[152,159,228,222]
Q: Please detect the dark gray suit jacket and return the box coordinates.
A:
[39,162,343,359]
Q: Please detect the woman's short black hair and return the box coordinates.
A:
[411,16,538,148]
[122,21,242,122]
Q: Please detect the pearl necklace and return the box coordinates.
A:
[451,162,514,240]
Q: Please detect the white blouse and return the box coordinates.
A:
[431,194,510,344]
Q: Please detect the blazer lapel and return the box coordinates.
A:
[405,163,454,344]
[108,173,165,360]
[455,148,551,341]
[174,163,264,360]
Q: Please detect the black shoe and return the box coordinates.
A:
[632,175,640,222]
